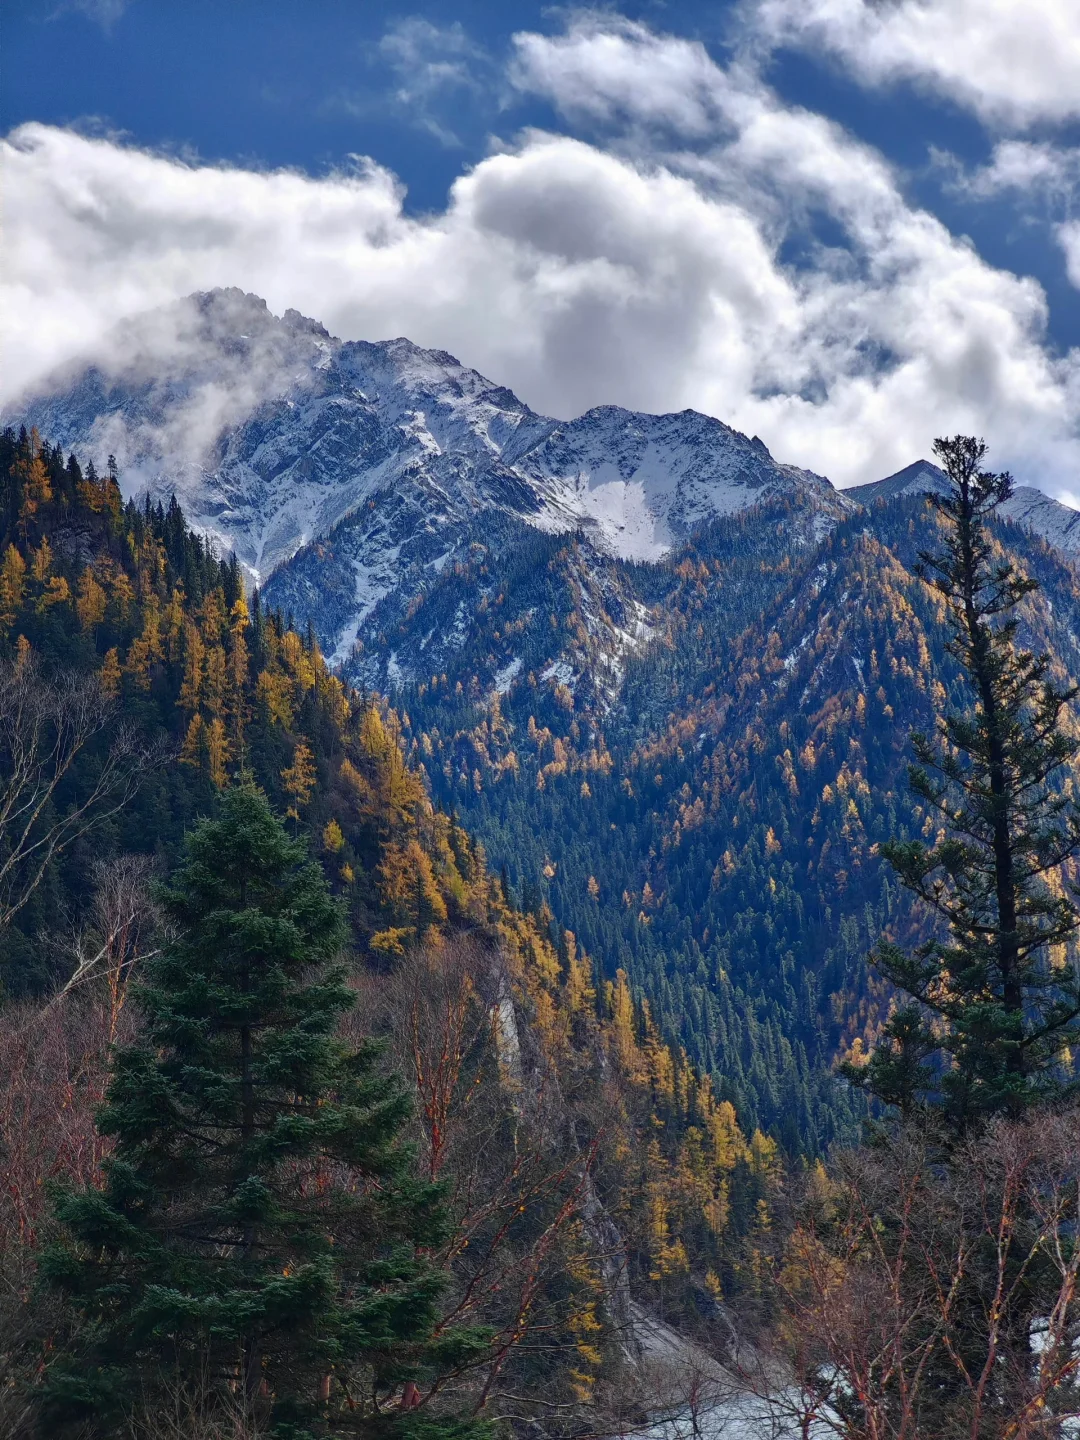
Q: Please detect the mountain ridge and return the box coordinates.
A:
[10,287,1080,702]
[850,458,1080,555]
[8,289,847,633]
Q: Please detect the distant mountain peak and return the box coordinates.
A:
[845,459,948,504]
[849,457,1080,557]
[7,288,846,653]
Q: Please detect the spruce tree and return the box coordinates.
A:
[40,782,487,1438]
[850,436,1080,1124]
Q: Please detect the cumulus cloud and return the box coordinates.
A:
[3,15,1080,494]
[510,16,740,137]
[753,0,1080,129]
[509,16,1080,488]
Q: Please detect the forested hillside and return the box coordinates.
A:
[0,426,786,1436]
[388,490,1080,1150]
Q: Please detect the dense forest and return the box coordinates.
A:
[1,426,1078,1438]
[0,427,785,1437]
[378,489,1080,1152]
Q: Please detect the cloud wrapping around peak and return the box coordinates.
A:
[754,0,1080,129]
[3,14,1080,497]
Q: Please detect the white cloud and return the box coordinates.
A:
[946,139,1080,228]
[753,0,1080,129]
[50,0,130,30]
[1060,224,1080,291]
[368,18,492,148]
[3,14,1080,497]
[955,141,1080,203]
[510,16,739,137]
[937,140,1080,294]
[509,17,1080,487]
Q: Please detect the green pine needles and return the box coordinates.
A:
[849,436,1080,1125]
[39,782,488,1438]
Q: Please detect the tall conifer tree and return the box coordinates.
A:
[40,783,486,1438]
[850,436,1080,1124]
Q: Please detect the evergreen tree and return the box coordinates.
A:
[40,783,486,1438]
[850,436,1080,1124]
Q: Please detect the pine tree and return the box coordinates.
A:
[850,436,1080,1124]
[40,783,488,1438]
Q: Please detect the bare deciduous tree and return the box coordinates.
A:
[49,855,163,1040]
[0,996,125,1439]
[0,655,164,933]
[768,1112,1080,1439]
[349,938,612,1429]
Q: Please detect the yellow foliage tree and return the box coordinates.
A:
[125,637,152,691]
[75,568,106,632]
[204,644,227,717]
[376,839,448,930]
[281,740,316,823]
[110,569,136,622]
[281,628,316,691]
[99,648,122,699]
[256,669,293,729]
[207,717,229,790]
[180,713,205,767]
[37,575,71,613]
[0,545,27,629]
[177,623,204,716]
[30,537,53,584]
[18,451,52,536]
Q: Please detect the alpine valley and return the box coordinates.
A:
[11,285,1080,1157]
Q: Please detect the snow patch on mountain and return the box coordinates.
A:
[493,657,523,695]
[519,408,848,560]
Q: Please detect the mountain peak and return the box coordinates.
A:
[845,459,947,504]
[849,457,1080,557]
[9,289,850,646]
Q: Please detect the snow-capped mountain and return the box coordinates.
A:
[850,460,1080,556]
[11,290,553,587]
[8,290,850,665]
[16,288,1079,694]
[507,405,845,562]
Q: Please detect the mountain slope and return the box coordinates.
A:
[12,291,1080,1159]
[391,491,1080,1147]
[0,425,788,1425]
[10,290,849,669]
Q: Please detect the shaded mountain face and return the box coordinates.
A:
[10,289,849,669]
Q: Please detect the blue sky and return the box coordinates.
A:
[4,0,1080,492]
